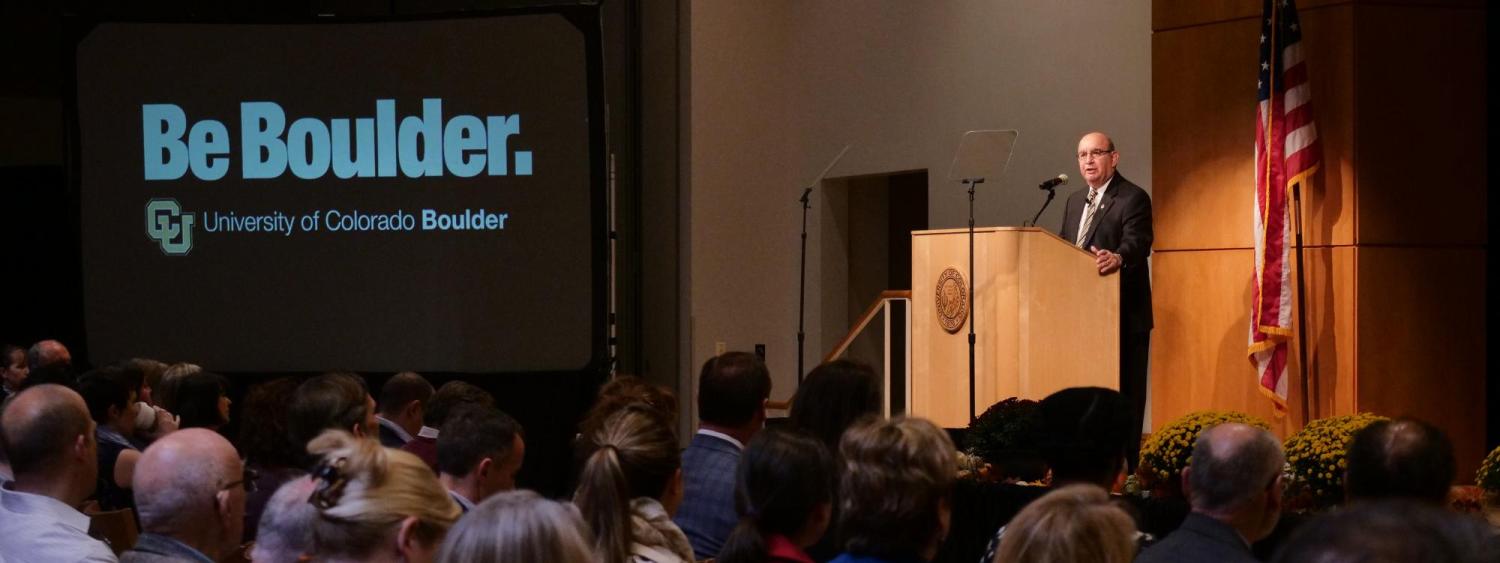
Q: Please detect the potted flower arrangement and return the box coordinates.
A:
[960,397,1045,483]
[1137,410,1271,497]
[1473,444,1500,526]
[1281,412,1387,513]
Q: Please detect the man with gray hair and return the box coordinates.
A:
[249,475,318,562]
[121,428,247,562]
[1137,422,1284,563]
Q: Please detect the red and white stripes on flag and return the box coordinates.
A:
[1251,0,1320,410]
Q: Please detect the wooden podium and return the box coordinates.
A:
[909,226,1119,427]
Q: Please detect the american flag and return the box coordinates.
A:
[1250,0,1320,410]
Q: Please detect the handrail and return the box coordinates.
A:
[824,290,912,362]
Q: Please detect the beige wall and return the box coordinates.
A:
[688,1,1153,409]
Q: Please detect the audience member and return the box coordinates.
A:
[121,428,247,562]
[0,393,11,482]
[834,416,957,563]
[992,484,1137,563]
[2,343,28,401]
[719,427,835,563]
[978,387,1138,563]
[303,429,460,563]
[578,375,680,440]
[249,476,318,563]
[1137,423,1283,563]
[996,486,1134,563]
[77,370,144,512]
[152,362,201,414]
[97,361,175,449]
[575,403,693,563]
[237,376,307,543]
[788,359,881,454]
[1345,418,1456,505]
[119,358,168,407]
[403,380,494,472]
[0,384,116,562]
[436,489,596,563]
[676,351,773,560]
[1270,499,1495,563]
[377,371,434,448]
[27,339,73,372]
[288,372,376,467]
[1035,387,1134,488]
[174,370,231,431]
[437,405,525,512]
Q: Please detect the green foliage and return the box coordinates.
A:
[964,397,1042,466]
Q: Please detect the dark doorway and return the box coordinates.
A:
[818,169,928,371]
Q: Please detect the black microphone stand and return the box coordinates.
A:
[797,186,812,384]
[964,177,984,423]
[1027,187,1057,227]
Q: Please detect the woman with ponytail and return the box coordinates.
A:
[718,428,835,563]
[574,403,694,563]
[303,429,461,563]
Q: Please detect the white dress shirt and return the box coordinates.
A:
[0,483,118,562]
[1075,174,1116,245]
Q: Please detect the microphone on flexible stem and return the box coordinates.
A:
[1026,174,1069,226]
[1038,173,1069,191]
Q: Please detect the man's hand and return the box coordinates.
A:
[1091,246,1122,275]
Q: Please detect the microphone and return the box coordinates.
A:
[1038,174,1068,190]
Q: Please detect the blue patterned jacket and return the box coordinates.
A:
[672,431,743,560]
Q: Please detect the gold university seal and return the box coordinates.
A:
[936,267,967,333]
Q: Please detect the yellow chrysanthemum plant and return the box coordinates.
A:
[1476,444,1500,494]
[1282,412,1388,512]
[1138,411,1271,496]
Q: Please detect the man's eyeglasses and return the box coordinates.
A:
[1077,149,1115,161]
[221,465,259,493]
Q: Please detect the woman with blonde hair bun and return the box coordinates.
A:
[437,489,596,563]
[574,403,693,563]
[992,484,1136,563]
[304,429,461,563]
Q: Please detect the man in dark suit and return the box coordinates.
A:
[1137,423,1284,563]
[1057,131,1153,470]
[375,371,433,448]
[674,351,771,560]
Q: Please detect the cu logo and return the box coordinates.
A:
[145,199,195,256]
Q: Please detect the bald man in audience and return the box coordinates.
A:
[23,340,78,390]
[120,428,247,562]
[1137,423,1284,563]
[0,384,117,562]
[250,476,318,563]
[27,339,73,372]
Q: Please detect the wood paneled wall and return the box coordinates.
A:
[1150,0,1487,475]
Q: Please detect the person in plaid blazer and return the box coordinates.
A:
[674,352,772,560]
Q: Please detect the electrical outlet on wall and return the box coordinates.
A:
[715,341,726,355]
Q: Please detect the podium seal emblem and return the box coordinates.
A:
[936,267,967,333]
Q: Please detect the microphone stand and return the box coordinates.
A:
[1027,187,1057,227]
[797,186,812,384]
[964,177,984,423]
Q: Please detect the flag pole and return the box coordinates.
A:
[1291,181,1312,423]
